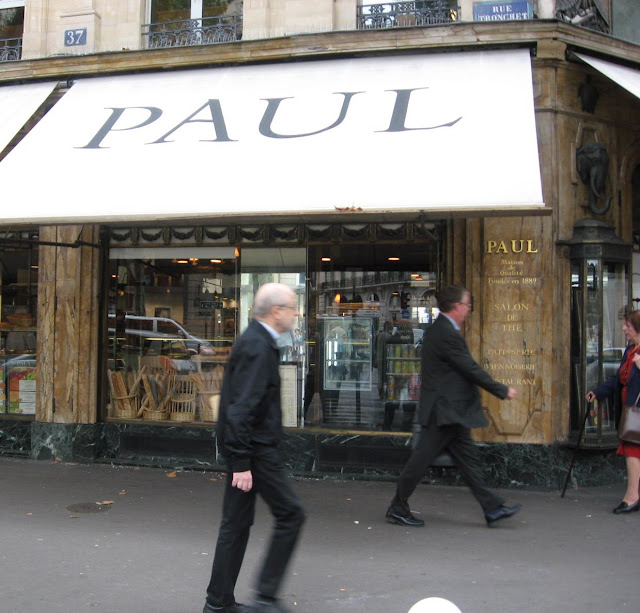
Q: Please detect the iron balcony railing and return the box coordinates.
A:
[357,1,459,30]
[141,14,242,49]
[0,37,22,62]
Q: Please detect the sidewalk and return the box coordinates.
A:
[0,457,635,613]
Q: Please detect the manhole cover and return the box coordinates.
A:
[66,502,111,514]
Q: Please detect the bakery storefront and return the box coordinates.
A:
[1,47,552,479]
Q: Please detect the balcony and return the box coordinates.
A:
[141,14,243,49]
[357,1,459,30]
[0,37,21,62]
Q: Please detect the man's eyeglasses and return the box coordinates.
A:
[277,305,297,311]
[457,300,473,312]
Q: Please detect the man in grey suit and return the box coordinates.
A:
[386,285,522,528]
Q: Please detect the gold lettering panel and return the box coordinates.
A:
[475,218,548,442]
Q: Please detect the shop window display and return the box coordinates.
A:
[106,242,441,431]
[107,249,238,423]
[305,244,440,431]
[0,244,37,415]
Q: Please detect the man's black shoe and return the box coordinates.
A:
[485,503,522,527]
[249,598,292,613]
[203,602,249,613]
[385,509,425,527]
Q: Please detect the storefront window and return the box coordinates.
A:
[0,243,37,416]
[107,247,238,422]
[105,234,443,431]
[305,244,440,431]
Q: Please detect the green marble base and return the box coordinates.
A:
[0,420,627,490]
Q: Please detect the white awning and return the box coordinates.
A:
[0,49,544,225]
[575,53,640,101]
[0,81,57,153]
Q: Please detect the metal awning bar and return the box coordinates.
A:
[0,81,58,154]
[573,52,640,101]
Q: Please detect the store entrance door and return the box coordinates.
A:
[239,248,307,427]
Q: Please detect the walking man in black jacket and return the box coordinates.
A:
[203,283,305,613]
[386,285,522,528]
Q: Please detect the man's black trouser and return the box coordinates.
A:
[390,423,504,515]
[206,445,305,607]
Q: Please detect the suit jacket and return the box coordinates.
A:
[217,319,282,472]
[418,314,508,429]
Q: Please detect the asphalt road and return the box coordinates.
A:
[0,457,635,613]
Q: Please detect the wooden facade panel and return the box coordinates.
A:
[36,228,56,423]
[36,225,101,424]
[76,226,100,423]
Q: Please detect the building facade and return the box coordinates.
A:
[1,0,640,489]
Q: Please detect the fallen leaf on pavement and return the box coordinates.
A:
[167,472,178,478]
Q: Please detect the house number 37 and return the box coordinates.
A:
[64,29,87,47]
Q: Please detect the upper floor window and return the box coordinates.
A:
[143,0,242,48]
[357,0,459,30]
[0,1,24,62]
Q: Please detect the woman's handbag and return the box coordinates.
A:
[618,391,640,444]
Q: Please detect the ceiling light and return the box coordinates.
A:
[321,257,331,262]
[388,257,400,261]
[210,259,222,263]
[177,260,189,264]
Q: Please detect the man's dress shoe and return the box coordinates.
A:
[385,509,425,527]
[485,503,522,527]
[613,500,640,514]
[203,602,249,613]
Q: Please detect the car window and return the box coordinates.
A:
[603,348,623,362]
[156,320,180,335]
[127,318,153,332]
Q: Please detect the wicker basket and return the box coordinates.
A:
[142,409,168,421]
[167,374,197,422]
[169,410,196,422]
[199,392,220,422]
[113,394,140,420]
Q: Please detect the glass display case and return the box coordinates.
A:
[322,316,373,391]
[567,219,631,447]
[383,343,421,430]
